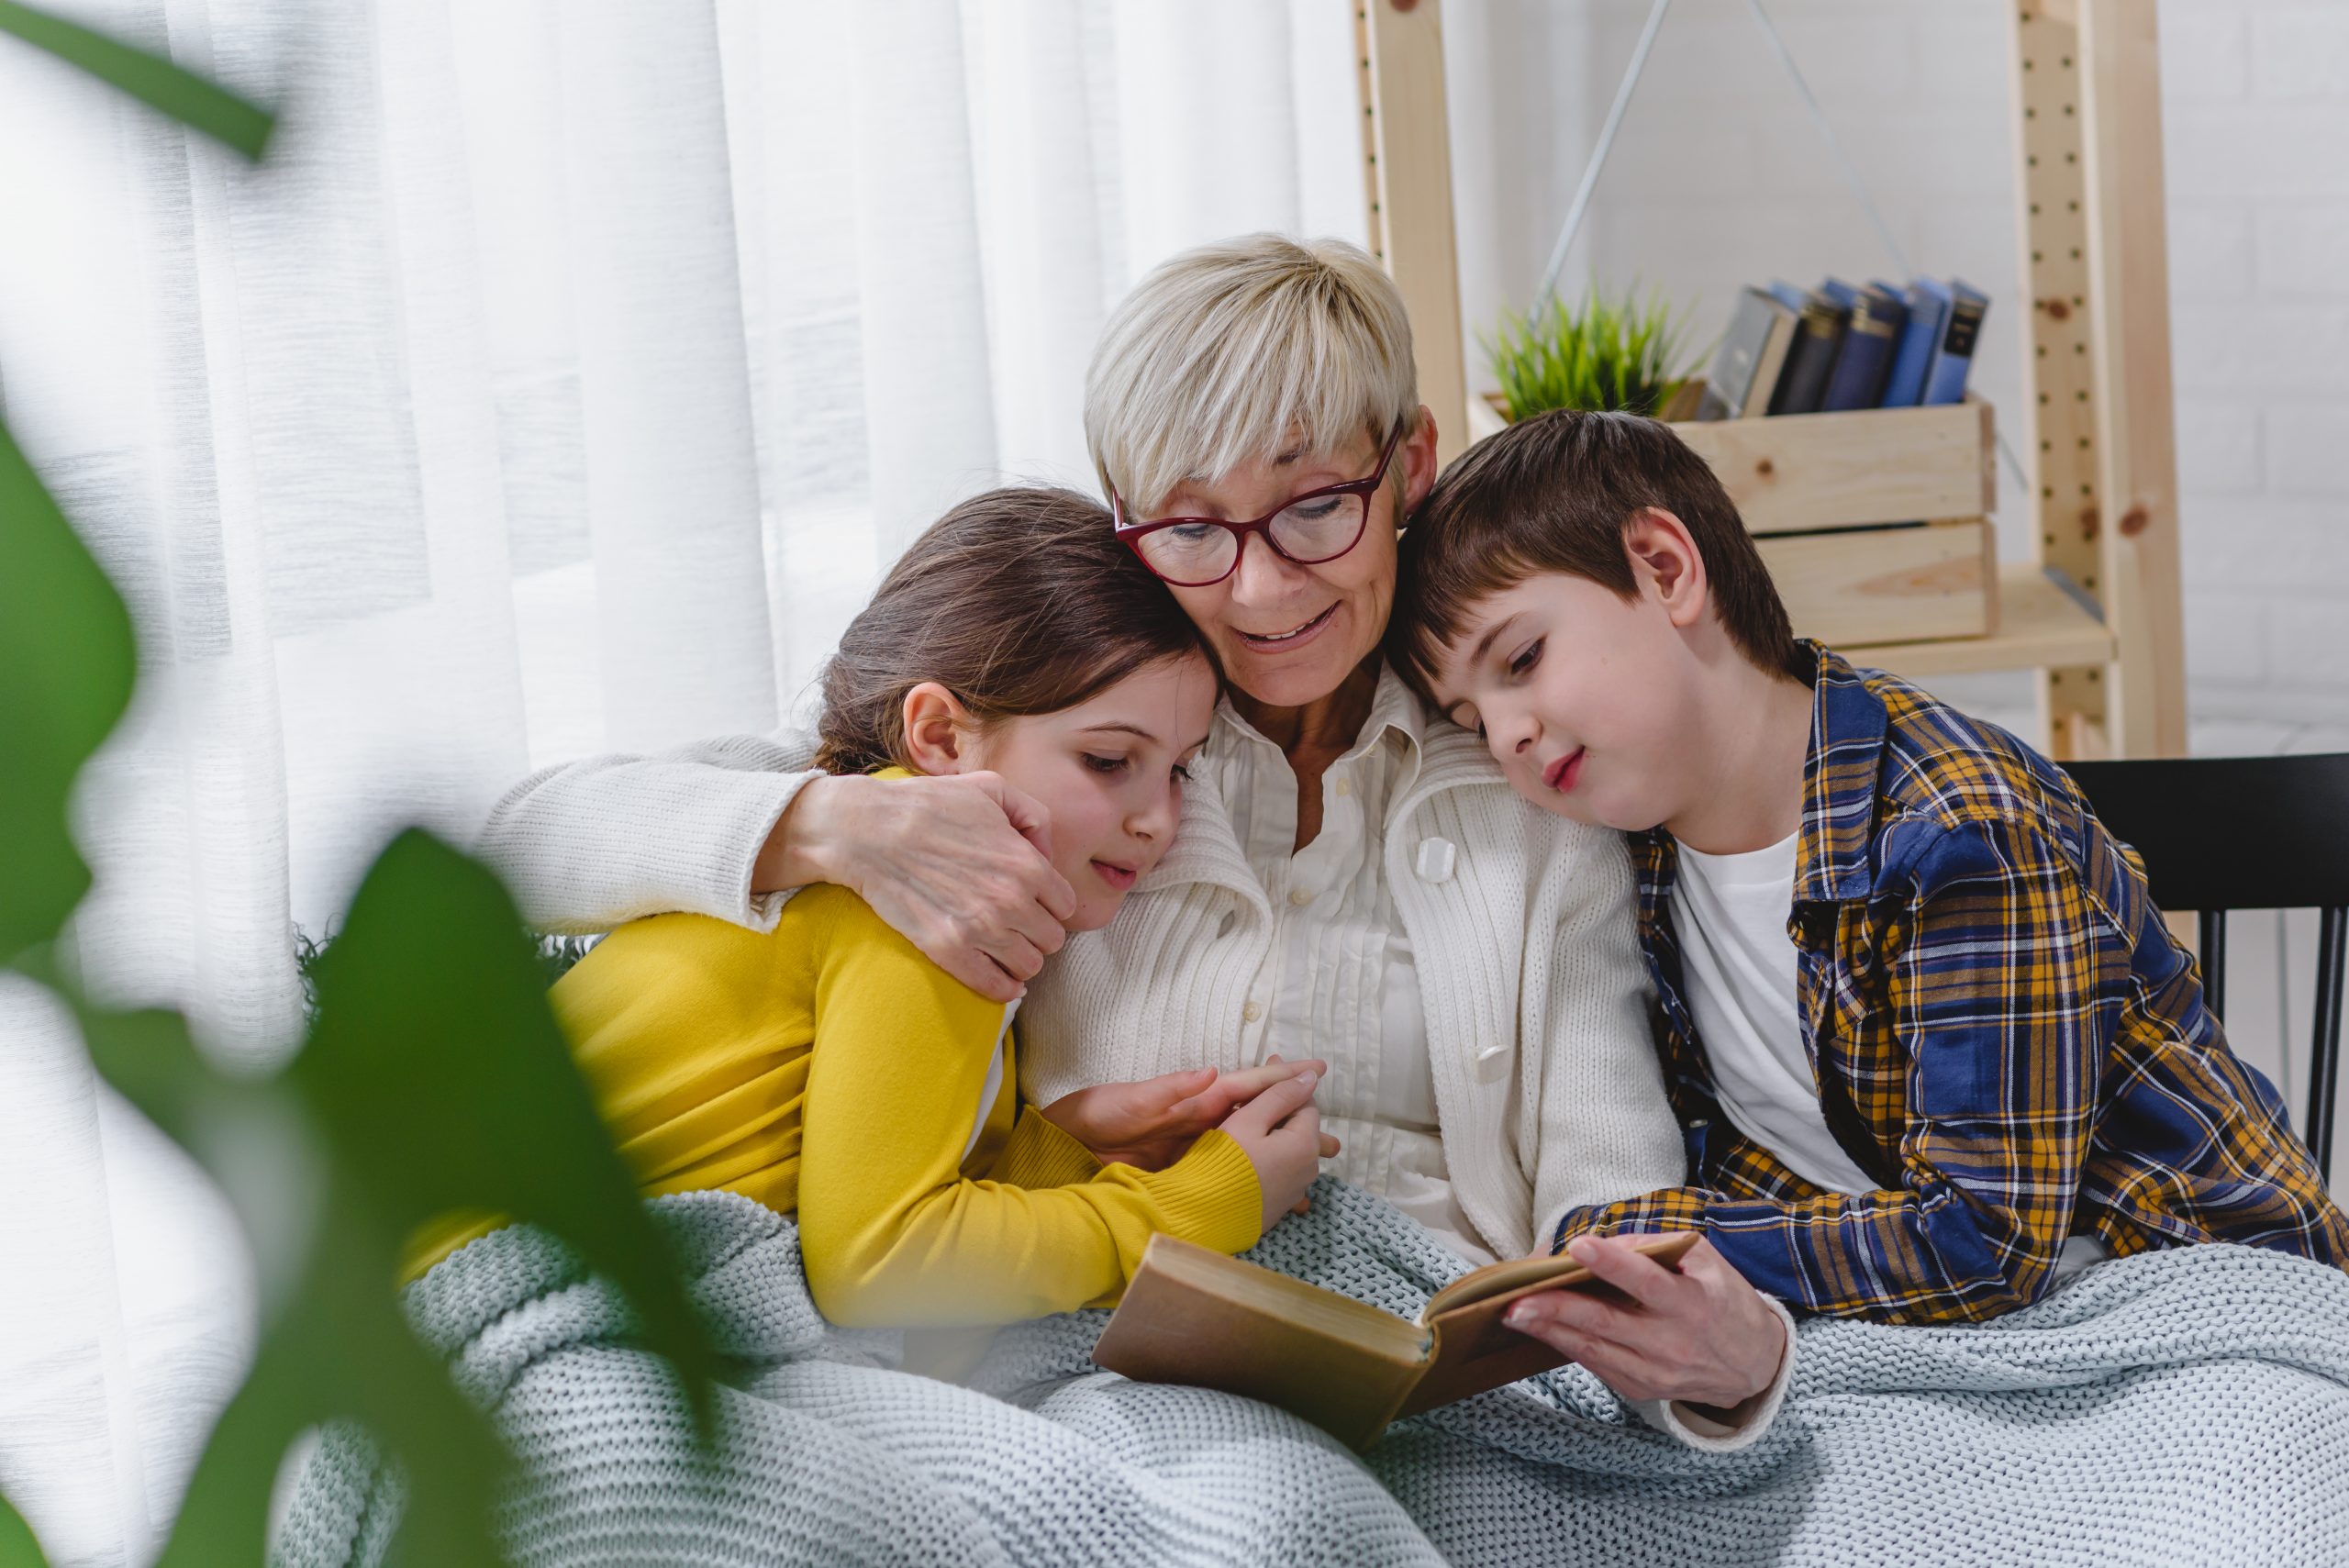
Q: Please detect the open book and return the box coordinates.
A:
[1091,1229,1700,1451]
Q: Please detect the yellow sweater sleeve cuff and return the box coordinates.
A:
[1130,1129,1264,1260]
[991,1108,1108,1190]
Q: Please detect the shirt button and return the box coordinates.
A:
[1333,778,1353,798]
[1288,888,1311,906]
[1242,1001,1264,1023]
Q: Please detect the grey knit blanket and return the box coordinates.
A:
[273,1180,2349,1567]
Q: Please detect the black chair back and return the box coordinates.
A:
[2063,753,2349,1184]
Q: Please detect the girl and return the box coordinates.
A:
[411,489,1327,1334]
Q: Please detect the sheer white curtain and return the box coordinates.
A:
[0,0,1518,1561]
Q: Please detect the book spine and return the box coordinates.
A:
[1923,293,1988,406]
[1820,302,1900,412]
[1770,305,1844,416]
[1741,308,1798,417]
[1880,284,1945,408]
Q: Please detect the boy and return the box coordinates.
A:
[1389,407,2349,1326]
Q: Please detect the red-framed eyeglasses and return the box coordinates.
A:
[1111,419,1408,588]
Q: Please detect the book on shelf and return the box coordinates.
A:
[1767,286,1848,416]
[1696,286,1798,420]
[1881,278,1951,408]
[1923,279,1989,406]
[1821,283,1909,412]
[1089,1228,1702,1451]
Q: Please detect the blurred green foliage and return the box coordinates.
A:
[0,9,709,1565]
[0,0,272,156]
[0,1497,46,1568]
[1486,278,1702,422]
[0,412,136,967]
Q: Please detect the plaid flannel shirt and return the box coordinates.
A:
[1553,643,2349,1324]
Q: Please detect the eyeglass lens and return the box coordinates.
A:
[1132,491,1369,584]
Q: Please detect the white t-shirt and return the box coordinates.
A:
[1668,832,1879,1194]
[1668,831,2107,1280]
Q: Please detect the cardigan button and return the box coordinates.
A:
[1415,837,1456,883]
[1241,1001,1263,1024]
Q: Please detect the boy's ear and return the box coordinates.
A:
[1625,507,1709,630]
[900,682,976,774]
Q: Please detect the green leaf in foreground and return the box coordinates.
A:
[0,417,137,965]
[0,1495,52,1568]
[72,830,716,1564]
[0,0,272,158]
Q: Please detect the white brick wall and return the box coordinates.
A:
[2168,0,2349,748]
[1448,0,2348,1144]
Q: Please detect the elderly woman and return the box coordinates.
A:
[482,235,1792,1439]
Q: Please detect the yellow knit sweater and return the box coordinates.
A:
[406,882,1263,1327]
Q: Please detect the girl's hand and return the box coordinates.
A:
[1040,1059,1336,1171]
[1217,1069,1329,1237]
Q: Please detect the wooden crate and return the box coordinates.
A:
[1466,389,2003,649]
[1665,395,1996,537]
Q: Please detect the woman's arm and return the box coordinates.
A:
[477,734,1078,1000]
[1519,820,1792,1448]
[478,732,822,933]
[1525,820,1688,1244]
[794,894,1263,1329]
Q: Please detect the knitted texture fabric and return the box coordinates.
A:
[273,1182,2349,1568]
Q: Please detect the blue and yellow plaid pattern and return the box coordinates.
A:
[1553,643,2349,1324]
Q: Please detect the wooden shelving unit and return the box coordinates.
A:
[1353,0,2187,762]
[1852,562,2113,682]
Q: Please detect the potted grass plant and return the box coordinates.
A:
[1484,279,1704,423]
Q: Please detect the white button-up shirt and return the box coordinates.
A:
[1216,669,1495,1263]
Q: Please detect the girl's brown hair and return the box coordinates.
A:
[815,487,1209,775]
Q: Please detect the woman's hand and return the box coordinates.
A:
[760,772,1077,1002]
[1041,1059,1338,1172]
[1501,1235,1787,1413]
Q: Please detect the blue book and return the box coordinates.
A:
[1768,280,1810,314]
[1923,280,1989,406]
[1821,285,1909,412]
[1881,279,1949,407]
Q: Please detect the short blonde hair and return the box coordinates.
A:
[1085,234,1418,514]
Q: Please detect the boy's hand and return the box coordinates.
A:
[1501,1235,1787,1412]
[1040,1059,1337,1172]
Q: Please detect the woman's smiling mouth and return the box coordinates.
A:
[1235,603,1337,652]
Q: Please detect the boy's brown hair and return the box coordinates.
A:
[1387,408,1797,696]
[816,488,1208,774]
